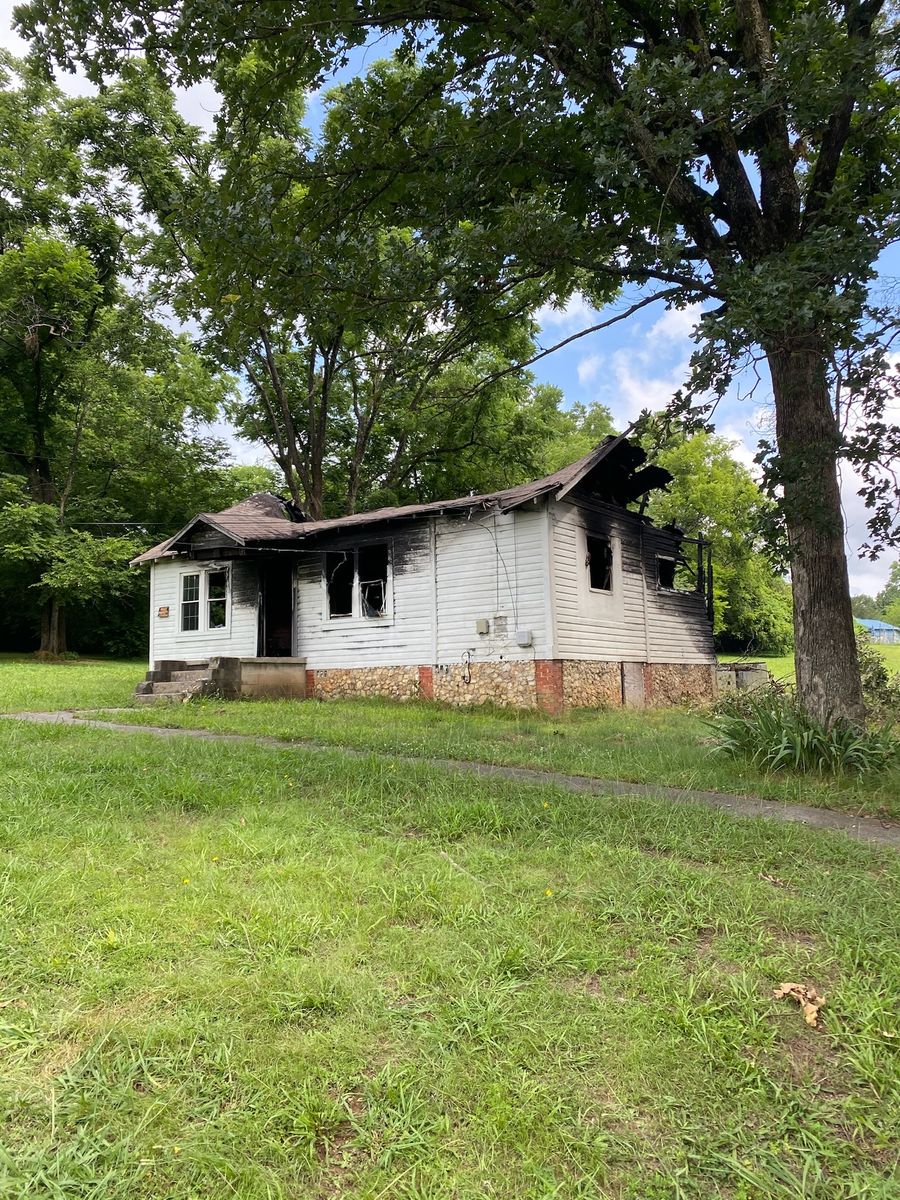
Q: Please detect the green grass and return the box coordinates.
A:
[94,698,900,820]
[0,654,144,713]
[2,654,897,818]
[1,718,898,1198]
[719,645,900,683]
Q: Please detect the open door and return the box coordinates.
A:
[258,561,295,656]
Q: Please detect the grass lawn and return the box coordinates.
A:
[93,698,900,821]
[719,644,900,683]
[0,654,144,714]
[1,717,898,1198]
[2,655,898,819]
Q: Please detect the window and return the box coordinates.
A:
[324,543,390,620]
[325,552,354,618]
[181,573,200,630]
[586,535,612,591]
[180,569,229,632]
[358,543,389,618]
[207,571,228,628]
[657,557,676,590]
[657,555,696,592]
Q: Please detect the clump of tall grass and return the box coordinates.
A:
[710,682,897,775]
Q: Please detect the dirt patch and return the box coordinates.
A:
[558,973,604,997]
[695,927,716,954]
[313,1092,370,1198]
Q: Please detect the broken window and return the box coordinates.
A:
[657,557,677,590]
[181,573,200,630]
[325,551,354,618]
[323,544,391,620]
[586,535,613,591]
[358,543,389,618]
[207,570,228,628]
[657,556,697,591]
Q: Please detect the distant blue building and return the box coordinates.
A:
[856,618,900,645]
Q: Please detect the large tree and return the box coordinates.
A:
[0,56,255,654]
[76,60,562,519]
[19,2,900,720]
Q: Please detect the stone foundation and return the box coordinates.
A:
[561,660,624,708]
[647,662,717,707]
[308,665,421,701]
[432,660,537,708]
[302,659,717,709]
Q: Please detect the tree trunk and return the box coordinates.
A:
[39,596,66,656]
[767,337,865,725]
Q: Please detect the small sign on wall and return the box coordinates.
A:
[157,606,170,618]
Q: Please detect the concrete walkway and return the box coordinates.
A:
[5,709,899,849]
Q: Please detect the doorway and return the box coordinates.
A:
[258,562,295,656]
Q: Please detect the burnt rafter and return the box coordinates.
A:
[572,440,674,508]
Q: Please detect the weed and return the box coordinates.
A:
[710,685,897,775]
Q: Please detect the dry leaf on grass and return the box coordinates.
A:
[774,982,826,1026]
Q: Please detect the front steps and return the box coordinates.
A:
[134,657,308,702]
[135,661,211,703]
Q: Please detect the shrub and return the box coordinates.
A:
[709,683,897,775]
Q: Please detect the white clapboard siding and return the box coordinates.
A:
[550,499,714,664]
[435,506,552,664]
[296,521,434,668]
[149,558,259,664]
[640,527,716,663]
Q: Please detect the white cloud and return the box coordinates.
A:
[646,302,703,344]
[535,291,597,330]
[607,349,692,421]
[717,423,760,474]
[577,353,603,385]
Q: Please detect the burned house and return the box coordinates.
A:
[132,436,716,709]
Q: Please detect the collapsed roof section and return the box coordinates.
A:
[131,434,673,565]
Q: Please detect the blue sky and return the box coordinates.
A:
[2,6,896,594]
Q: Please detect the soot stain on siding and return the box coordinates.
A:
[231,561,259,608]
[581,509,643,575]
[295,523,429,585]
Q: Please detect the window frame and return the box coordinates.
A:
[322,542,393,626]
[656,554,698,594]
[585,534,613,593]
[179,565,231,634]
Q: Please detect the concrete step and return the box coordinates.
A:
[170,669,209,682]
[134,692,183,705]
[151,681,201,695]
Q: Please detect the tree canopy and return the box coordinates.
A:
[0,55,266,653]
[17,0,900,719]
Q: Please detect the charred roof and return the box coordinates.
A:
[131,435,672,565]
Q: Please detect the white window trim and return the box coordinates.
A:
[576,524,624,623]
[321,543,394,629]
[179,565,231,634]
